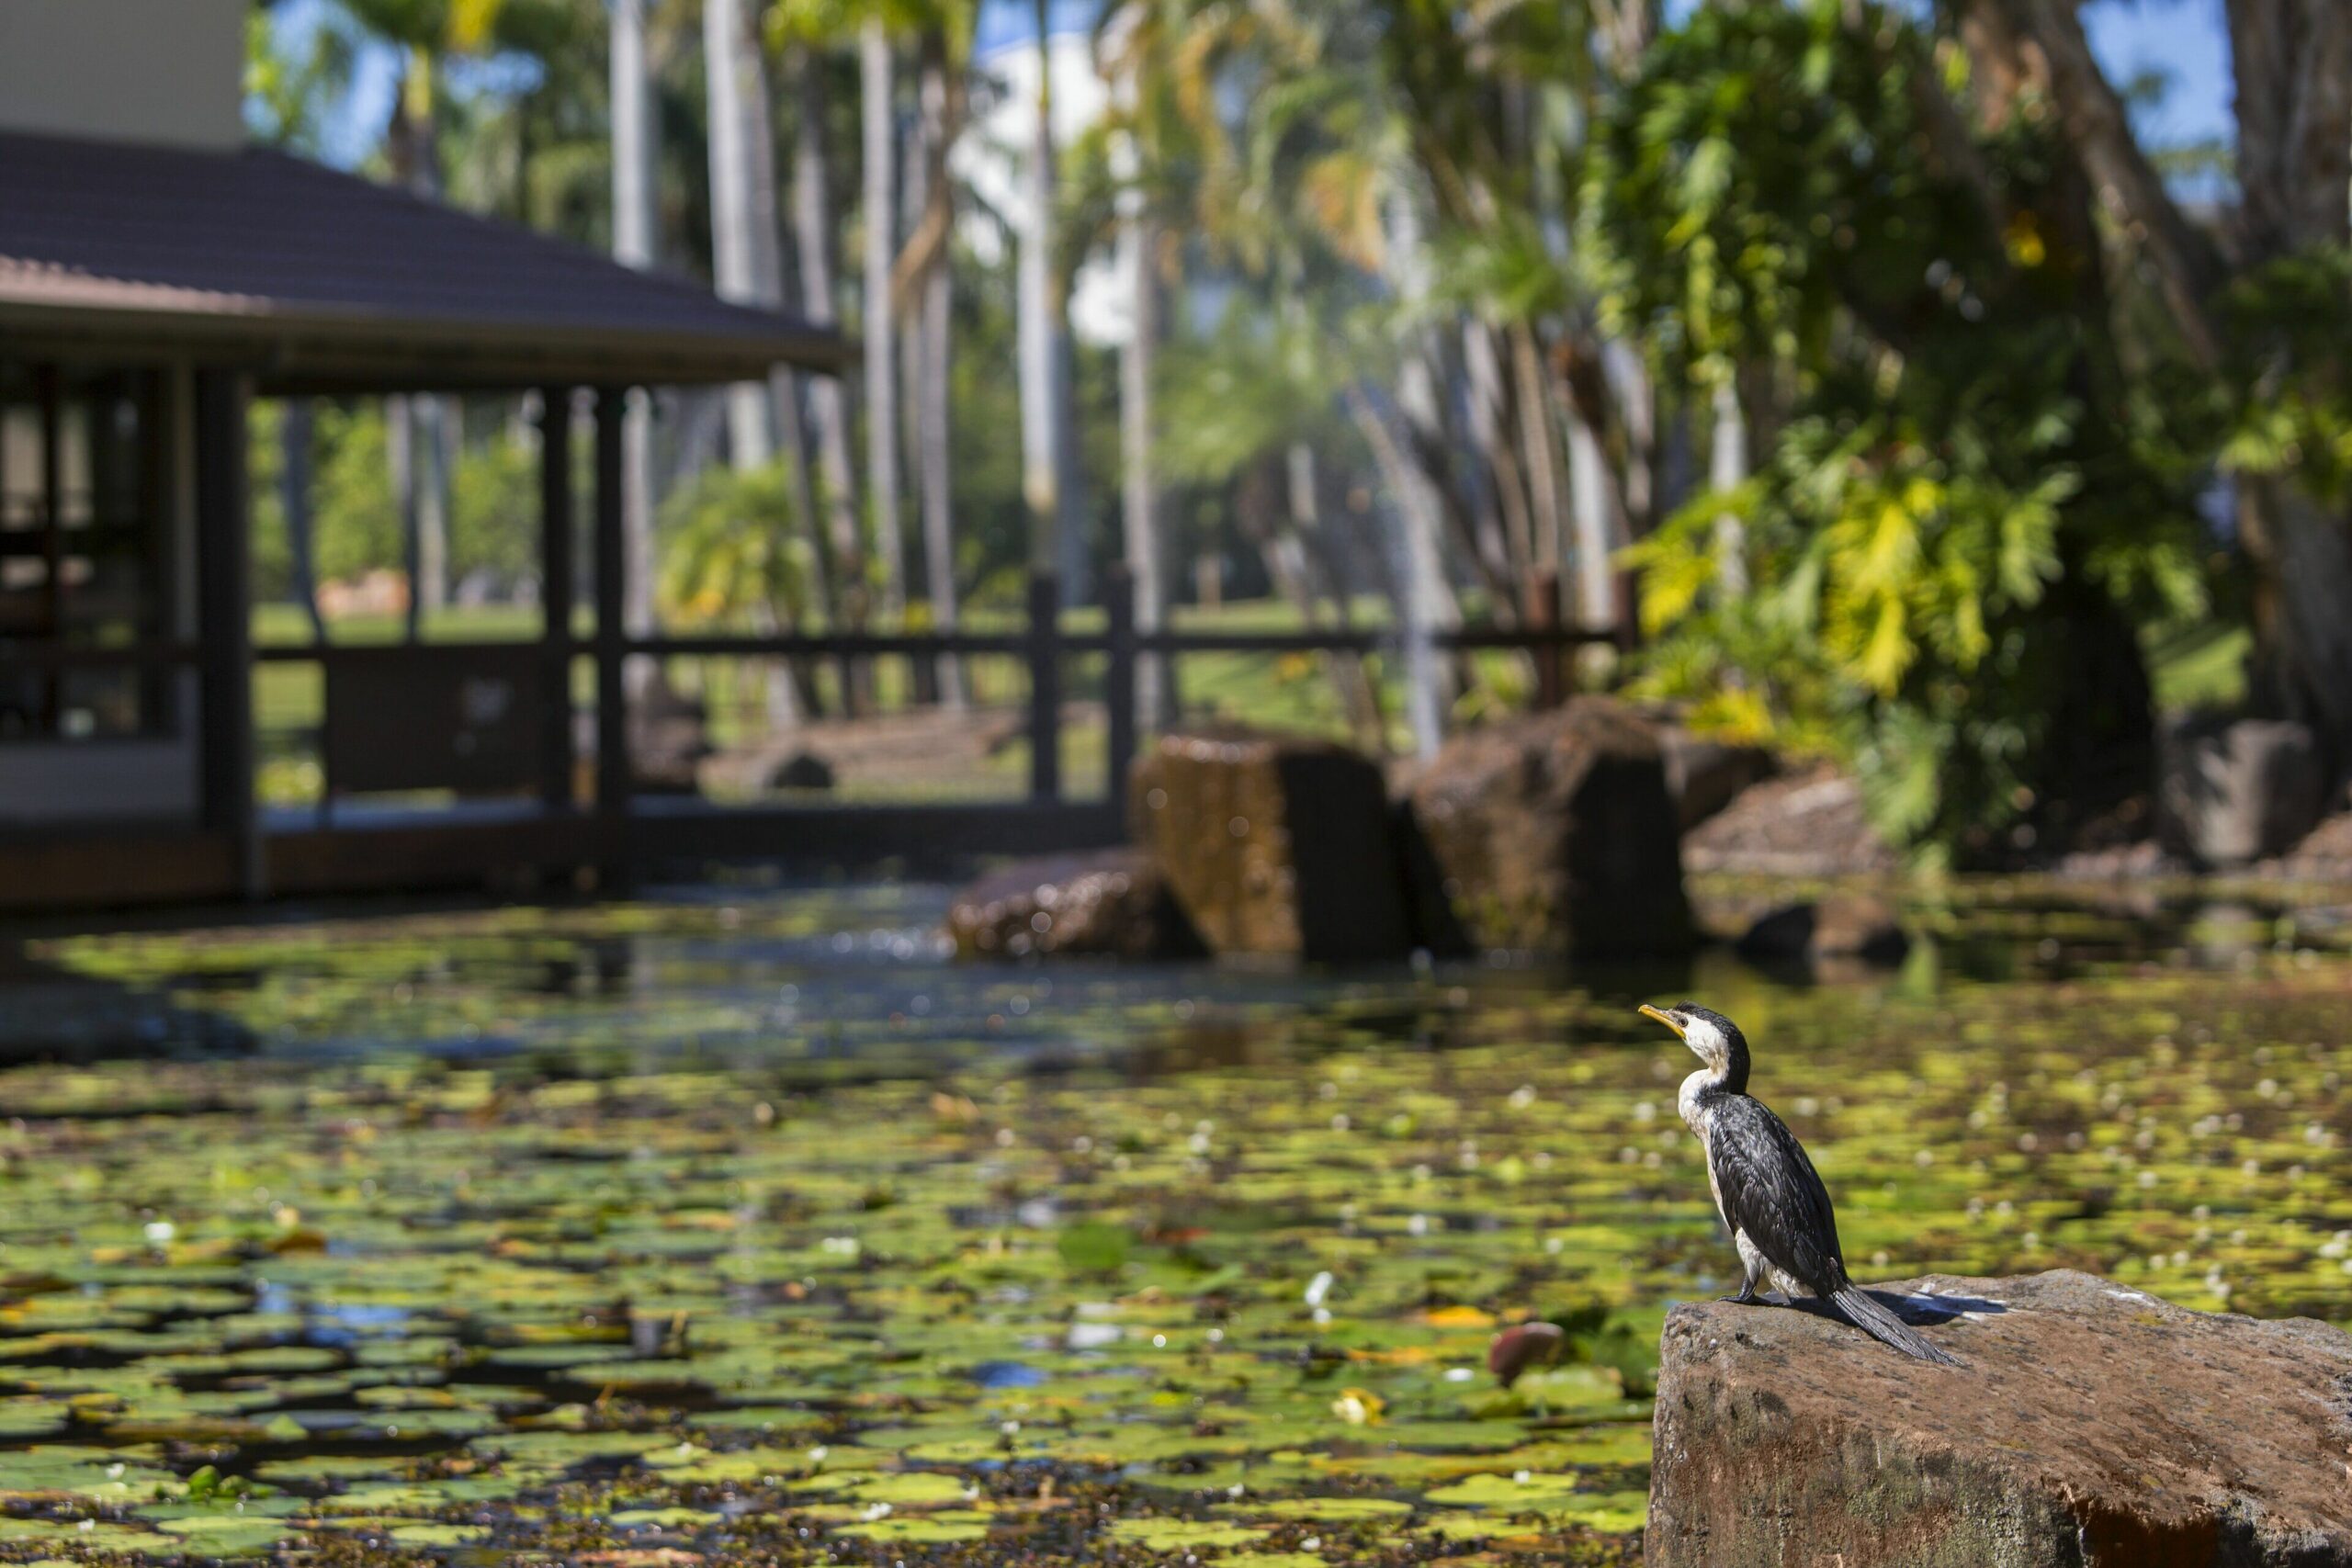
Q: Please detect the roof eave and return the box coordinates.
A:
[0,297,853,393]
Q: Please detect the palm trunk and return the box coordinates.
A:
[915,42,963,707]
[1019,0,1083,600]
[1287,440,1384,748]
[1708,378,1749,597]
[860,19,905,623]
[1510,324,1566,575]
[393,49,451,631]
[703,0,810,726]
[1348,386,1452,758]
[791,49,869,711]
[1119,205,1170,729]
[898,122,931,702]
[1566,406,1615,633]
[1378,192,1459,750]
[389,394,417,636]
[415,393,451,618]
[609,0,660,681]
[704,0,776,471]
[1462,321,1526,581]
[283,400,324,641]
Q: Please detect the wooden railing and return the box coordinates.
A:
[252,564,1628,822]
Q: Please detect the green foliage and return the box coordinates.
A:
[2213,247,2352,504]
[310,404,403,587]
[1152,312,1347,487]
[1605,0,2205,857]
[659,461,817,628]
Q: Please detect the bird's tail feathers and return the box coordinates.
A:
[1830,1285,1957,1365]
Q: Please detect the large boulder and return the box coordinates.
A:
[1129,730,1413,963]
[1682,763,1898,877]
[948,849,1203,962]
[2159,716,2326,869]
[1401,698,1691,956]
[1648,1269,2352,1568]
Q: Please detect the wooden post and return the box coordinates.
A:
[193,370,261,899]
[1026,570,1060,802]
[1522,565,1564,709]
[537,388,576,809]
[1103,562,1136,807]
[36,365,62,729]
[1612,567,1642,653]
[593,389,630,881]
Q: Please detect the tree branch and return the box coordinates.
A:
[1999,0,2228,365]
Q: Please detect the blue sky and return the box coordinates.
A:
[279,0,2238,175]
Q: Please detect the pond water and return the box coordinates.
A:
[0,878,2346,1564]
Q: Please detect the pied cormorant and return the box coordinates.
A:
[1639,1001,1954,1364]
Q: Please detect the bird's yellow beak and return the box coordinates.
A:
[1637,1003,1685,1039]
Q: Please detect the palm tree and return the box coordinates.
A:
[605,0,659,661]
[860,17,907,622]
[1092,2,1159,727]
[247,6,354,641]
[1017,0,1082,600]
[908,24,966,705]
[785,45,869,682]
[362,22,458,635]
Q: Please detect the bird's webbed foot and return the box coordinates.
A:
[1718,1281,1759,1305]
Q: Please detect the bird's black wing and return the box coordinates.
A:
[1706,1095,1846,1294]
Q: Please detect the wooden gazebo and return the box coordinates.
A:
[0,126,846,908]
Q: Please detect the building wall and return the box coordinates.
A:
[0,0,244,152]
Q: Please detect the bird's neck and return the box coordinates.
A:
[1692,1043,1748,1099]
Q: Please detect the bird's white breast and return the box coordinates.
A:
[1677,1069,1714,1143]
[1679,1069,1727,1226]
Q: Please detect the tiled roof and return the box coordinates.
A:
[0,130,845,389]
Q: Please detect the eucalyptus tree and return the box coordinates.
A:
[1594,0,2207,857]
[1937,0,2352,761]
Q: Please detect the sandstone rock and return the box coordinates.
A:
[946,849,1204,962]
[1658,728,1778,832]
[2159,716,2325,869]
[1736,895,1910,972]
[1648,1269,2352,1568]
[1401,698,1691,956]
[1682,763,1899,876]
[1129,730,1412,963]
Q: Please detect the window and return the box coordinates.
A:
[0,365,173,740]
